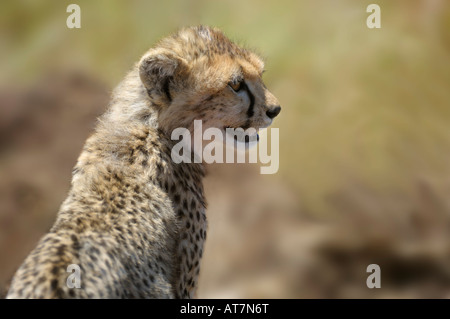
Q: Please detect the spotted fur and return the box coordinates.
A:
[7,26,280,299]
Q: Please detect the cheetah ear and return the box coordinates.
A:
[138,48,188,103]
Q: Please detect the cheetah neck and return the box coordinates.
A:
[67,71,208,298]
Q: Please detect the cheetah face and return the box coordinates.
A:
[138,26,280,146]
[213,71,281,144]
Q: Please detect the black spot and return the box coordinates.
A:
[174,194,180,204]
[51,266,58,275]
[136,144,148,156]
[50,279,58,290]
[56,245,66,256]
[71,235,80,250]
[107,251,116,261]
[136,134,147,141]
[113,173,122,182]
[190,199,196,210]
[116,202,124,209]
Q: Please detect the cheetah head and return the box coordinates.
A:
[138,26,280,146]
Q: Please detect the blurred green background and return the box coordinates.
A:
[1,0,450,298]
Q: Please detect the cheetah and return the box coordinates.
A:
[6,25,281,299]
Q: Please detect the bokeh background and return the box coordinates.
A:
[1,0,450,298]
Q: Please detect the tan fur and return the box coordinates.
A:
[7,26,280,299]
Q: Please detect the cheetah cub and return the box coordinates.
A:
[7,26,280,299]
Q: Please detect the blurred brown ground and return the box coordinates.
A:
[1,0,450,298]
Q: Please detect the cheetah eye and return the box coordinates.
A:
[228,80,243,92]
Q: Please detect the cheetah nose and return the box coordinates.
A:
[266,106,281,119]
